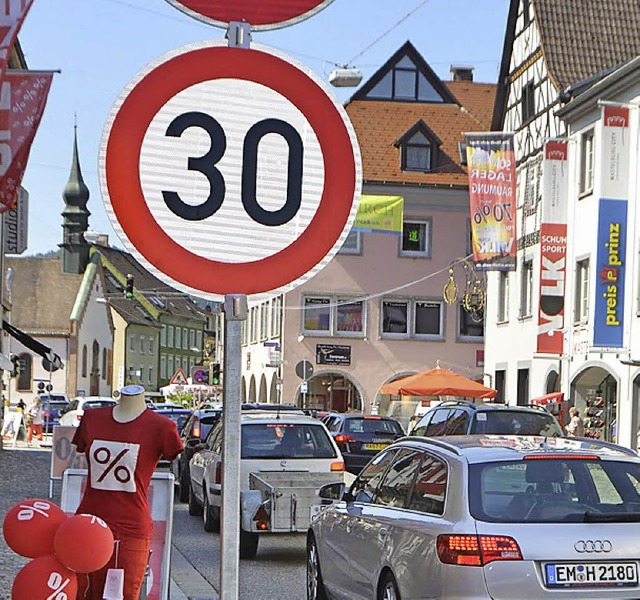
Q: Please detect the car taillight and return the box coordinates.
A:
[330,461,345,472]
[437,534,522,566]
[192,420,201,439]
[524,454,600,461]
[76,414,82,422]
[335,434,356,443]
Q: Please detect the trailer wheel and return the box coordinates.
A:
[239,529,259,559]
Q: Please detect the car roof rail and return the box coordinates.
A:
[438,399,477,409]
[523,403,550,412]
[399,435,463,456]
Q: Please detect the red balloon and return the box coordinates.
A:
[12,554,77,600]
[54,513,114,573]
[2,498,68,558]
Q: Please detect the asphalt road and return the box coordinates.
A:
[171,497,309,599]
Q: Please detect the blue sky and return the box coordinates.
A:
[18,0,509,255]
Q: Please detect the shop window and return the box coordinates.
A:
[400,219,431,257]
[380,298,443,340]
[303,295,366,337]
[459,305,484,340]
[494,370,506,404]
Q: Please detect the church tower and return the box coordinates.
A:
[59,124,90,274]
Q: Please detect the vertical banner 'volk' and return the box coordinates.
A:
[465,134,517,270]
[593,105,631,348]
[537,141,568,354]
[0,71,54,213]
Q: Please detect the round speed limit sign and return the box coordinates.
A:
[99,41,361,301]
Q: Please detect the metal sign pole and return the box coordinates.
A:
[220,294,247,600]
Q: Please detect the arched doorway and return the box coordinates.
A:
[545,370,559,394]
[571,366,617,442]
[259,374,268,403]
[296,371,362,412]
[249,376,257,403]
[270,374,278,404]
[241,377,247,403]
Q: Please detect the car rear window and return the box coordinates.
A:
[241,423,337,459]
[470,410,562,436]
[345,418,404,435]
[84,400,116,410]
[469,458,640,523]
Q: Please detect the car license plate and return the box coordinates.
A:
[365,443,389,451]
[545,562,638,587]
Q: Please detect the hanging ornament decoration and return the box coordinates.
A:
[443,267,458,304]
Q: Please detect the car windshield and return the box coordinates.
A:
[241,423,337,459]
[345,418,404,435]
[469,458,640,523]
[470,410,562,436]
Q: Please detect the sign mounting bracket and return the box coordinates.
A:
[227,21,251,48]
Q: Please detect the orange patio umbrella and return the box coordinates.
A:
[380,366,496,399]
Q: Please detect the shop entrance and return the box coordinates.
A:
[297,372,362,413]
[571,367,617,442]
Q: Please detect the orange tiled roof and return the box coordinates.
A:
[346,82,496,186]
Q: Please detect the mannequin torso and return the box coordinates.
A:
[112,391,147,423]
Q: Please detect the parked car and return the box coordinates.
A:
[410,400,563,437]
[148,402,183,410]
[153,407,192,433]
[58,396,116,427]
[38,394,69,433]
[308,434,640,600]
[323,413,405,474]
[171,406,223,502]
[188,411,344,557]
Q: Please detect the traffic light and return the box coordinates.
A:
[125,274,134,299]
[9,354,19,378]
[211,363,221,385]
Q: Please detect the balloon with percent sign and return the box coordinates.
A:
[54,513,114,573]
[11,553,77,600]
[2,498,68,558]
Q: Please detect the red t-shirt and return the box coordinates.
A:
[72,406,183,538]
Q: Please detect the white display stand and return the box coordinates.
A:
[60,469,174,600]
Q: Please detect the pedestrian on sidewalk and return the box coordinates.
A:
[565,406,584,437]
[26,397,44,444]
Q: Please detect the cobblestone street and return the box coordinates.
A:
[0,443,53,596]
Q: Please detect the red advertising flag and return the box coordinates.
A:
[465,134,517,270]
[0,70,53,212]
[0,1,34,81]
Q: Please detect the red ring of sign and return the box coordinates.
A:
[105,46,357,296]
[167,0,334,29]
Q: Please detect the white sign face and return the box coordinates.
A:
[99,41,362,302]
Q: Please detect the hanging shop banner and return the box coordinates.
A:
[537,140,568,354]
[465,133,517,270]
[0,1,34,82]
[593,198,627,348]
[601,104,631,200]
[0,71,54,213]
[352,195,403,234]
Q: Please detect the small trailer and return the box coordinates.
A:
[239,470,343,558]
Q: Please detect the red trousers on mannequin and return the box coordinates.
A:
[75,534,151,600]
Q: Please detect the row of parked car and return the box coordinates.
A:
[169,399,640,599]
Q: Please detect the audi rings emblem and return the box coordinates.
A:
[574,540,613,553]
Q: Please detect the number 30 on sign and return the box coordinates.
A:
[99,41,362,301]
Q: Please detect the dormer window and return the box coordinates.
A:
[403,131,432,171]
[395,120,441,173]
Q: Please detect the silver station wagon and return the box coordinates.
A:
[307,435,640,600]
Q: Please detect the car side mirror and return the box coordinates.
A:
[186,438,201,447]
[318,482,345,502]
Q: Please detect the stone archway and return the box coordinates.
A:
[241,377,247,403]
[249,376,257,403]
[545,370,559,394]
[270,373,279,404]
[296,370,363,412]
[571,365,617,443]
[259,374,268,403]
